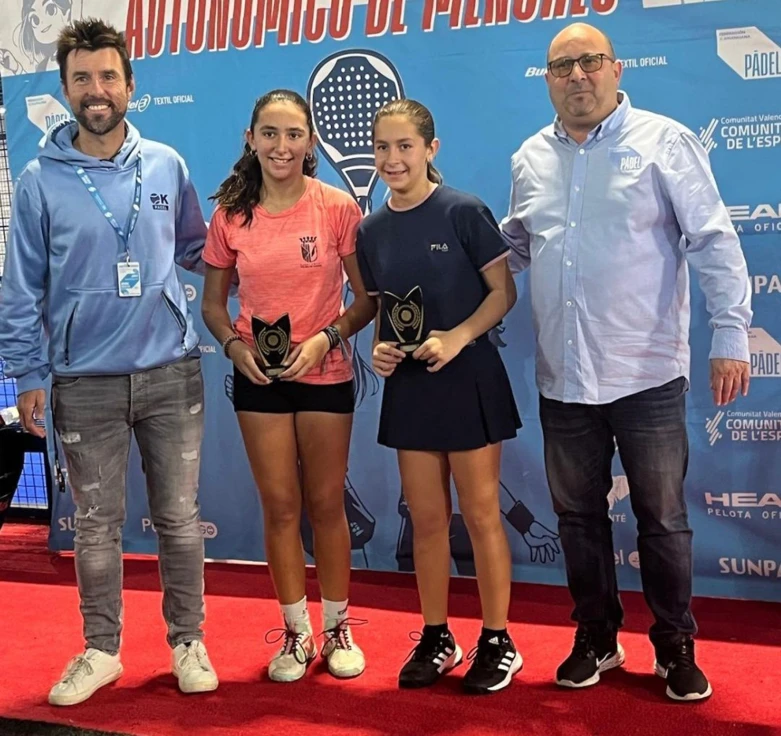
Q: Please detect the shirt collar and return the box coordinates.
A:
[553,91,631,145]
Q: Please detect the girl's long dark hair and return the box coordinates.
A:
[210,89,318,226]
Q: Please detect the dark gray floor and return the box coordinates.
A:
[0,719,135,736]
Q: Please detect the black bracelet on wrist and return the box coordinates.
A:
[321,325,341,351]
[222,333,242,358]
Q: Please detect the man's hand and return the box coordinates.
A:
[18,389,46,437]
[710,359,750,407]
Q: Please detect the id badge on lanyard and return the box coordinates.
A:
[73,154,143,297]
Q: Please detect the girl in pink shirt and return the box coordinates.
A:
[201,89,376,683]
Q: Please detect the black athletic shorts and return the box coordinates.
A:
[232,366,354,414]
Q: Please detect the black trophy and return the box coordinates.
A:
[251,314,291,378]
[384,286,424,353]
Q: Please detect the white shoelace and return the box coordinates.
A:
[61,655,94,685]
[177,644,210,672]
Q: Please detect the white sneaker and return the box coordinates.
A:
[266,624,317,682]
[322,620,366,679]
[172,641,219,694]
[48,649,123,706]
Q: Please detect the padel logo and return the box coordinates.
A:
[717,27,781,80]
[749,327,781,378]
[643,0,724,6]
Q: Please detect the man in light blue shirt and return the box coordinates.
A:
[501,23,751,703]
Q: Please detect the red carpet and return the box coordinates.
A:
[1,523,779,736]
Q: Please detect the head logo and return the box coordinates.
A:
[185,285,197,301]
[128,94,152,113]
[717,27,781,81]
[300,235,318,263]
[705,491,781,521]
[729,205,781,235]
[150,193,169,211]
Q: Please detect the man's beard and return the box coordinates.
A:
[75,100,127,136]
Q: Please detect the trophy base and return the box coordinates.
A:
[263,366,286,378]
[399,342,420,354]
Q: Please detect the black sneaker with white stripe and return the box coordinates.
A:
[556,625,625,688]
[398,626,462,689]
[654,635,712,701]
[462,630,523,694]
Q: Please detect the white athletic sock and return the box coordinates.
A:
[322,598,349,630]
[281,596,311,631]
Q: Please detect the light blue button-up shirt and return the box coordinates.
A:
[500,92,752,405]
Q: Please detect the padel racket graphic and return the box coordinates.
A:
[307,49,405,215]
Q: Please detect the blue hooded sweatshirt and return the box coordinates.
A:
[0,120,207,394]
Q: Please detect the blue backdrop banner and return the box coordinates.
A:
[0,0,779,602]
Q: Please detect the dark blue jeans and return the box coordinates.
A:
[539,377,695,646]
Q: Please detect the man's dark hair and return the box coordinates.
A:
[56,18,133,85]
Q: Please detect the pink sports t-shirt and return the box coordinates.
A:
[204,177,361,385]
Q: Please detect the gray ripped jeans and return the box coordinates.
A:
[52,356,206,655]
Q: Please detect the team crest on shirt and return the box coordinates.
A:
[300,235,318,263]
[150,193,170,210]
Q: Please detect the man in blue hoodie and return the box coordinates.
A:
[0,19,219,704]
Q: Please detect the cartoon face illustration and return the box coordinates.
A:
[26,0,71,45]
[15,0,73,72]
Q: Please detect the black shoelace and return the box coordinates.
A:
[404,630,447,663]
[320,617,368,651]
[264,627,310,665]
[570,627,599,660]
[466,637,505,671]
[664,640,697,672]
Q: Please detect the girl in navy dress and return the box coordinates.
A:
[356,99,523,694]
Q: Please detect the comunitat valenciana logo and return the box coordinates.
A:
[142,518,218,538]
[699,114,781,155]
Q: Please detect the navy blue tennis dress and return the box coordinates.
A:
[356,185,521,452]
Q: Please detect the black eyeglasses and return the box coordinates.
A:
[547,53,614,78]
